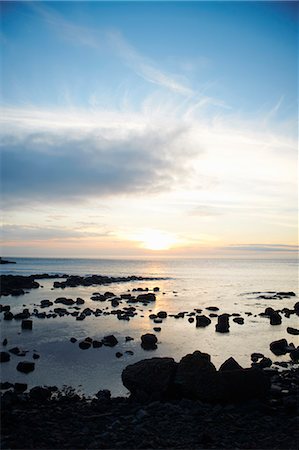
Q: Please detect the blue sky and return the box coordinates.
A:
[1,1,298,257]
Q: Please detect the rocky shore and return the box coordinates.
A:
[1,271,298,449]
[1,356,298,449]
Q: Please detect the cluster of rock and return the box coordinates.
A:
[0,258,16,265]
[122,351,271,403]
[53,275,165,289]
[0,275,40,297]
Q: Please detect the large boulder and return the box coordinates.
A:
[122,357,177,401]
[174,351,217,400]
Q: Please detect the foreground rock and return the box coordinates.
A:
[122,351,270,403]
[122,357,177,401]
[1,363,298,449]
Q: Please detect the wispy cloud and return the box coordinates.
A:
[107,30,193,96]
[30,3,194,97]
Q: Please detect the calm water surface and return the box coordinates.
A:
[1,257,298,396]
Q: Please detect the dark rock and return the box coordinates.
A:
[254,357,272,369]
[233,317,244,325]
[14,383,27,393]
[40,299,53,308]
[102,335,118,347]
[125,350,134,355]
[294,301,299,314]
[153,318,162,324]
[115,352,123,358]
[251,352,264,362]
[219,357,243,371]
[95,389,111,401]
[290,347,299,362]
[32,353,40,360]
[79,341,91,350]
[70,337,77,343]
[21,319,33,330]
[141,333,158,350]
[157,311,167,319]
[206,306,219,311]
[4,311,13,320]
[0,304,10,312]
[92,340,102,348]
[54,297,75,306]
[0,275,40,296]
[0,351,10,362]
[111,299,119,307]
[125,336,134,342]
[149,314,157,319]
[0,382,14,390]
[188,317,194,323]
[122,357,177,401]
[9,347,21,355]
[277,291,295,297]
[153,327,161,332]
[287,327,299,335]
[2,338,8,346]
[196,315,211,327]
[215,314,230,333]
[76,297,85,305]
[30,386,52,401]
[270,312,282,325]
[174,351,216,400]
[270,339,288,355]
[136,293,156,303]
[153,287,160,292]
[16,361,35,373]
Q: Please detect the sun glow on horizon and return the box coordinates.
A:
[137,230,178,251]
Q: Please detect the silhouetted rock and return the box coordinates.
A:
[196,315,211,327]
[21,319,32,330]
[270,339,288,355]
[219,357,243,371]
[215,314,230,333]
[0,351,10,362]
[290,347,299,362]
[233,317,244,324]
[136,293,156,303]
[141,333,158,350]
[0,275,40,296]
[122,357,177,401]
[102,335,118,347]
[174,351,216,400]
[206,306,219,311]
[16,361,35,373]
[14,383,27,393]
[115,352,123,358]
[287,327,299,335]
[54,297,75,306]
[92,340,102,348]
[30,386,52,401]
[79,340,91,350]
[270,312,282,325]
[157,311,167,318]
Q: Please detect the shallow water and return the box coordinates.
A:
[1,257,298,396]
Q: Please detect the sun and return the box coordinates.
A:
[139,230,177,251]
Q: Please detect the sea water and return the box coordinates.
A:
[1,257,298,396]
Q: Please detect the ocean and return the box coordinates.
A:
[1,257,298,396]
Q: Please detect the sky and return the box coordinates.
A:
[0,1,298,258]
